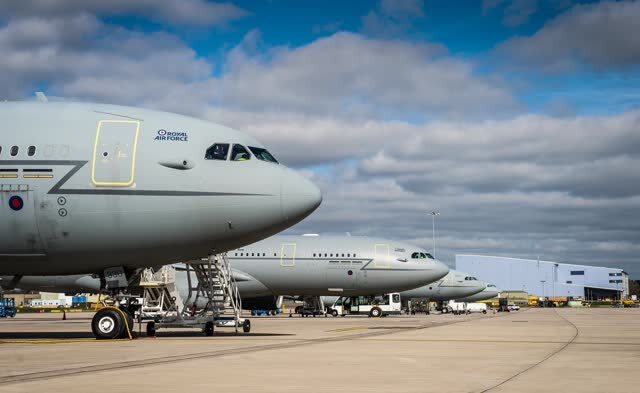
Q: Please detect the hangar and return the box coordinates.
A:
[456,255,629,300]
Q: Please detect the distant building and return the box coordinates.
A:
[456,255,629,300]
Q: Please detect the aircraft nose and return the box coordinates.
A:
[280,167,322,224]
[408,260,449,288]
[432,260,450,281]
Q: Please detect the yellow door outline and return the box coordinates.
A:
[280,243,296,267]
[91,120,140,187]
[374,243,390,268]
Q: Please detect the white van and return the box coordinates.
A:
[329,293,402,317]
[447,301,487,314]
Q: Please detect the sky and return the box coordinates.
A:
[1,0,639,276]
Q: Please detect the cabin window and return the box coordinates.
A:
[230,144,251,161]
[10,146,18,156]
[205,143,229,160]
[28,146,36,156]
[248,146,278,164]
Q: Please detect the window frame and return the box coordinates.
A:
[230,144,252,162]
[248,146,279,164]
[205,143,230,161]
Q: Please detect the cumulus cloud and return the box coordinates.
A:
[0,5,638,276]
[216,32,517,119]
[496,1,640,71]
[0,14,212,102]
[362,0,425,37]
[0,0,248,27]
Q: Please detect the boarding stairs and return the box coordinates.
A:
[139,253,247,335]
[139,266,184,318]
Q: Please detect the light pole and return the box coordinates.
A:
[540,280,546,307]
[429,211,440,259]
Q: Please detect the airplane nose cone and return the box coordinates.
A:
[433,260,450,281]
[407,260,449,289]
[281,167,322,224]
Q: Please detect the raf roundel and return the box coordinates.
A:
[9,195,23,211]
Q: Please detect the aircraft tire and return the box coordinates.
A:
[92,308,124,340]
[120,310,134,338]
[369,307,382,318]
[242,319,251,333]
[204,321,214,336]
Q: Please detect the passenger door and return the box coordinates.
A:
[280,243,296,267]
[92,120,140,187]
[374,243,391,268]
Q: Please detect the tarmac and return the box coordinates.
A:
[0,308,638,392]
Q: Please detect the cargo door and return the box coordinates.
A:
[326,260,358,290]
[0,186,46,258]
[92,120,140,187]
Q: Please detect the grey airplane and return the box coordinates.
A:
[455,283,500,302]
[0,100,321,338]
[398,270,486,301]
[1,235,449,311]
[0,100,321,277]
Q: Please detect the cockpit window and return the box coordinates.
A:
[411,252,435,259]
[230,144,251,161]
[465,276,478,281]
[488,284,495,287]
[248,146,278,164]
[205,143,229,160]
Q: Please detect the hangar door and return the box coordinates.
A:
[92,120,140,187]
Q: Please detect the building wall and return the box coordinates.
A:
[456,255,628,299]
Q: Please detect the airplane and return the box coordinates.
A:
[320,270,487,314]
[399,270,487,302]
[455,283,500,302]
[0,99,322,337]
[1,234,450,313]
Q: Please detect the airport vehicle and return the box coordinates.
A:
[329,293,402,317]
[0,99,322,338]
[0,297,16,318]
[456,284,500,302]
[507,304,520,311]
[446,301,487,314]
